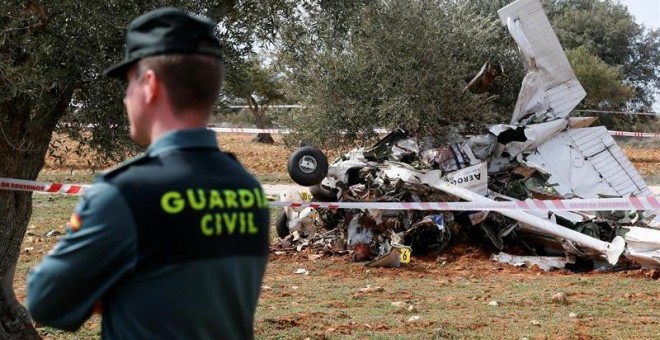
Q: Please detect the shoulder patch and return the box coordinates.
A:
[68,212,82,232]
[101,153,152,180]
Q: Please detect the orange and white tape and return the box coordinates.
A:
[2,177,659,212]
[209,127,660,138]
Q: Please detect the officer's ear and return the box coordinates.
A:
[142,69,159,103]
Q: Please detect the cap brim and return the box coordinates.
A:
[103,58,138,79]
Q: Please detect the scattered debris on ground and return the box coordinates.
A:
[276,0,660,272]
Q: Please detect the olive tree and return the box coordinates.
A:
[544,0,660,110]
[566,46,635,109]
[276,0,524,149]
[224,57,287,144]
[0,1,288,338]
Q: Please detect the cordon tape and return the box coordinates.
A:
[2,177,659,212]
[208,127,390,134]
[1,178,88,195]
[209,127,660,139]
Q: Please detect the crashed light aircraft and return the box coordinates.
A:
[280,0,660,270]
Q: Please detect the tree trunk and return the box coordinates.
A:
[0,192,40,340]
[251,109,274,144]
[253,133,275,144]
[0,90,70,339]
[246,97,275,144]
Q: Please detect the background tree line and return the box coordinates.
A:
[1,0,658,338]
[274,0,660,148]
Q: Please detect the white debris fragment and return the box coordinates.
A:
[295,268,309,275]
[488,301,499,306]
[569,312,578,318]
[622,227,660,266]
[408,316,421,322]
[45,229,62,237]
[358,285,384,293]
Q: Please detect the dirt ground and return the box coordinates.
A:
[19,133,660,338]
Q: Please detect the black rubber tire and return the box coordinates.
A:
[310,184,339,202]
[287,146,328,186]
[275,211,289,238]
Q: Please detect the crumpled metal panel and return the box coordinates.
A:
[526,126,652,198]
[622,227,660,267]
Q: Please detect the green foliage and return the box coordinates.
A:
[546,0,636,66]
[566,46,634,109]
[624,28,660,109]
[274,0,659,148]
[0,1,292,165]
[543,0,660,110]
[277,0,524,149]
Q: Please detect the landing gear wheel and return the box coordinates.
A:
[287,146,328,186]
[310,184,338,202]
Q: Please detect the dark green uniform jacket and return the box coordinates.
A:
[27,128,270,339]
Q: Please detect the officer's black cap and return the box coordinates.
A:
[103,7,222,79]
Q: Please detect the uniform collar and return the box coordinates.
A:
[147,128,219,157]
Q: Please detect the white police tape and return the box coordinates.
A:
[0,178,88,195]
[268,197,660,211]
[2,177,659,212]
[209,127,660,138]
[208,127,391,134]
[209,127,291,134]
[608,130,660,138]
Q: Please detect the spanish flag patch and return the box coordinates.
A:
[68,213,82,232]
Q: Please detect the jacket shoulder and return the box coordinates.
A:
[100,153,152,180]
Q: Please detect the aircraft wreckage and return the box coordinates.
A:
[277,0,660,270]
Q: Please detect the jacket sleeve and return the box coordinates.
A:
[27,181,137,331]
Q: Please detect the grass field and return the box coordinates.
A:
[13,133,660,339]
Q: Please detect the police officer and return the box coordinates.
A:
[27,8,270,339]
